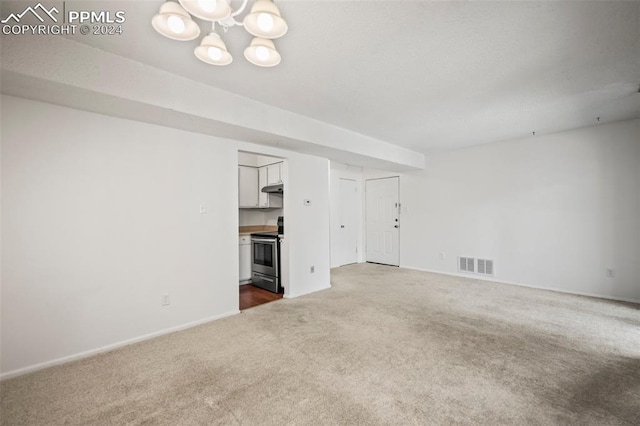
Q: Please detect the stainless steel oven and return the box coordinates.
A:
[251,232,281,293]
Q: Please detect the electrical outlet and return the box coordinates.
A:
[310,266,315,273]
[161,294,170,306]
[606,268,615,278]
[439,252,446,260]
[199,204,206,214]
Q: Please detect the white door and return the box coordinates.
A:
[366,177,399,266]
[339,178,358,266]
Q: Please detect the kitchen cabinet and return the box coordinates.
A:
[258,165,282,208]
[238,163,282,209]
[258,166,269,208]
[267,163,282,185]
[239,235,252,282]
[238,166,259,208]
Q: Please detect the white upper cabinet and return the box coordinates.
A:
[238,161,283,209]
[238,166,259,208]
[258,166,269,208]
[267,163,282,185]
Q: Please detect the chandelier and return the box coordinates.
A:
[152,0,288,67]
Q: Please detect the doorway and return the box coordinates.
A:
[337,178,358,266]
[365,177,400,266]
[238,150,287,310]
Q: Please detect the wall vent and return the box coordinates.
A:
[477,259,494,276]
[458,257,475,273]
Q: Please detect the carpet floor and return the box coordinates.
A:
[1,263,639,425]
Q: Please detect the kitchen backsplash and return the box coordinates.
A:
[239,208,283,226]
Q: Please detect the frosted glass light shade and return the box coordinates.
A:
[179,0,231,21]
[244,37,281,67]
[152,1,200,41]
[243,0,288,39]
[195,32,233,65]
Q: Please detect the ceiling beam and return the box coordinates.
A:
[1,36,424,171]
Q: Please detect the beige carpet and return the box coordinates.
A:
[1,264,639,425]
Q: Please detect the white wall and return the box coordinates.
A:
[1,96,331,377]
[281,156,331,298]
[364,120,639,302]
[329,162,364,267]
[0,95,239,375]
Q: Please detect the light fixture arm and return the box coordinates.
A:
[215,0,246,30]
[231,0,249,18]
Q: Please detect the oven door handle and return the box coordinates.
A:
[252,238,277,243]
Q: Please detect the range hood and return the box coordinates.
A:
[262,184,283,194]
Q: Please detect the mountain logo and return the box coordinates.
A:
[1,3,59,24]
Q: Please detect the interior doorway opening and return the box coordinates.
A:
[238,150,288,310]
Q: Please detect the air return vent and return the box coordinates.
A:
[458,257,475,273]
[477,259,494,276]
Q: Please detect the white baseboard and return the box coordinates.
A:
[402,266,640,305]
[284,283,332,299]
[0,310,241,381]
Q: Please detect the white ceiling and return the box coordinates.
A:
[9,1,640,155]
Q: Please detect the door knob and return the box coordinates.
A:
[394,225,399,228]
[341,225,345,228]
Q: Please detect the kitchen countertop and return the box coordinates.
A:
[239,225,278,236]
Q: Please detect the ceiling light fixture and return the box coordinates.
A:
[244,37,281,67]
[151,1,201,41]
[243,0,288,39]
[194,24,233,65]
[179,0,231,21]
[152,0,287,67]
